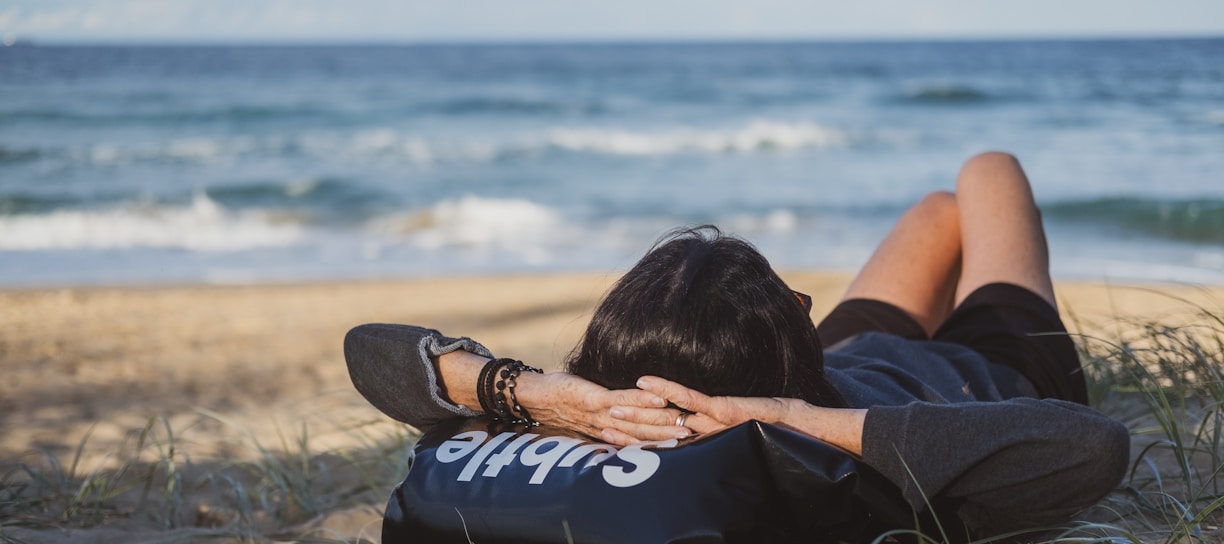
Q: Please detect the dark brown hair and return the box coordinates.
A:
[565,226,845,407]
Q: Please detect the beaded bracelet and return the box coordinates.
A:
[503,360,543,425]
[476,357,509,417]
[478,358,543,425]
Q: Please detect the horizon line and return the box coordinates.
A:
[6,32,1224,48]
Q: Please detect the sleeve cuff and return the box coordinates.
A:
[861,405,924,507]
[419,334,491,419]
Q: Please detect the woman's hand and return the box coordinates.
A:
[602,376,795,445]
[607,375,866,455]
[434,350,688,442]
[515,372,692,443]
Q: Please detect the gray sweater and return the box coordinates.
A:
[828,333,1128,533]
[345,324,1129,535]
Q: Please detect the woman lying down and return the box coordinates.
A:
[345,153,1128,542]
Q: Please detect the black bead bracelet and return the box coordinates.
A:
[476,358,542,425]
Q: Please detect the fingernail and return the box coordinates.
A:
[651,396,667,408]
[601,429,615,443]
[636,377,648,388]
[675,429,691,439]
[610,408,625,419]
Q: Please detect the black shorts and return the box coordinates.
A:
[816,282,1088,404]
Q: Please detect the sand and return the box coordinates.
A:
[2,273,1223,542]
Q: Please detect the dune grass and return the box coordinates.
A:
[2,298,1223,543]
[0,412,419,543]
[1067,298,1224,543]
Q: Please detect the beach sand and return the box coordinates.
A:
[3,273,1223,542]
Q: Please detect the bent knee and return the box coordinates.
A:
[920,190,956,207]
[955,151,1036,200]
[958,152,1023,183]
[964,151,1021,171]
[913,190,958,222]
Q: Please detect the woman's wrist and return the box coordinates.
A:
[442,353,556,423]
[434,349,489,410]
[512,371,565,424]
[777,397,803,425]
[784,403,866,456]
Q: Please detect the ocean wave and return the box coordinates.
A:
[897,84,992,104]
[48,131,479,167]
[545,121,848,155]
[334,122,848,162]
[79,136,260,165]
[40,121,849,169]
[1045,197,1224,245]
[723,209,800,234]
[0,146,41,164]
[358,197,818,267]
[203,177,386,216]
[0,194,302,251]
[0,193,80,215]
[337,130,470,163]
[0,104,329,127]
[206,179,329,202]
[372,195,564,256]
[418,96,607,117]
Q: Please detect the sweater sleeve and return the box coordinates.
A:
[344,323,491,430]
[860,398,1129,534]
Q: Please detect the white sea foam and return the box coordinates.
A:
[165,138,229,160]
[350,129,400,152]
[304,129,496,165]
[82,137,255,165]
[59,121,849,170]
[0,194,301,251]
[305,121,848,164]
[371,196,567,264]
[724,209,799,234]
[1194,251,1224,270]
[545,121,847,155]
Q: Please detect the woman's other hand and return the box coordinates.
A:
[434,350,683,443]
[515,371,688,443]
[610,375,866,455]
[603,376,794,445]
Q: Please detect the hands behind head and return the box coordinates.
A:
[603,376,794,445]
[522,372,793,447]
[518,371,686,444]
[520,371,861,452]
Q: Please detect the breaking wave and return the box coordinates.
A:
[898,84,993,104]
[19,121,851,169]
[0,194,303,251]
[1044,197,1224,245]
[374,195,561,245]
[545,121,847,155]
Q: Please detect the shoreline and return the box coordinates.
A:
[3,260,1223,292]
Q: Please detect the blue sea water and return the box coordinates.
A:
[1,40,1222,286]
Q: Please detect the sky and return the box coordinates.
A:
[1,0,1223,43]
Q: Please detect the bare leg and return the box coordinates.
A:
[840,191,962,336]
[953,152,1057,309]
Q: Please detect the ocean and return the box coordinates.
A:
[1,40,1222,286]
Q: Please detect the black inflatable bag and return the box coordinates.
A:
[383,417,965,543]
